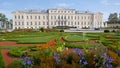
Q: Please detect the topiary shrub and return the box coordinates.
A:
[60,29,64,32]
[40,28,44,32]
[104,30,110,33]
[112,30,116,32]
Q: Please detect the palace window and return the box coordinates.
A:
[22,16,24,19]
[43,16,45,19]
[64,16,66,19]
[19,22,20,25]
[43,22,45,25]
[18,15,20,19]
[15,22,17,25]
[78,22,79,25]
[31,22,32,25]
[39,16,40,19]
[31,16,32,19]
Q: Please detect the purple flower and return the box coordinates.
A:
[106,57,113,63]
[80,56,88,65]
[74,48,83,56]
[83,61,88,65]
[54,52,60,64]
[21,55,26,60]
[26,58,32,65]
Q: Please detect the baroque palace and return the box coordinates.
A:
[12,8,105,29]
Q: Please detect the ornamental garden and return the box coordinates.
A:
[0,29,120,68]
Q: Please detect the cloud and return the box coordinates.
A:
[56,3,74,7]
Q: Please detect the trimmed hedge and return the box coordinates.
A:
[104,30,110,33]
[0,50,5,68]
[9,47,30,57]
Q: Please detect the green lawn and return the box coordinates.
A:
[64,35,84,42]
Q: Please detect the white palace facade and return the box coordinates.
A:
[12,8,105,29]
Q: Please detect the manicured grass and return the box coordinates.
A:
[64,35,84,42]
[7,35,57,44]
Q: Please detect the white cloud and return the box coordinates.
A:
[57,3,74,7]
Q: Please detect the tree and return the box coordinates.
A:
[0,13,8,29]
[108,13,119,24]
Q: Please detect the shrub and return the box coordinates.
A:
[0,50,4,68]
[94,28,100,30]
[40,28,44,32]
[9,47,30,57]
[104,30,110,33]
[112,30,116,32]
[60,29,64,32]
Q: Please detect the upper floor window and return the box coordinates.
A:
[64,16,66,19]
[31,22,32,25]
[68,16,70,19]
[39,16,40,19]
[22,16,24,19]
[15,22,17,25]
[61,16,63,19]
[30,16,32,19]
[18,15,20,19]
[54,16,56,19]
[58,16,60,19]
[54,22,56,25]
[43,16,45,19]
[84,16,86,19]
[81,16,83,19]
[78,22,79,25]
[22,22,24,25]
[75,16,76,20]
[19,22,20,25]
[43,22,45,25]
[51,22,53,25]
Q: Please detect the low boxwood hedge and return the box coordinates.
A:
[9,46,31,57]
[0,50,5,68]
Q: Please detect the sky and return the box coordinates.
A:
[0,0,120,21]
